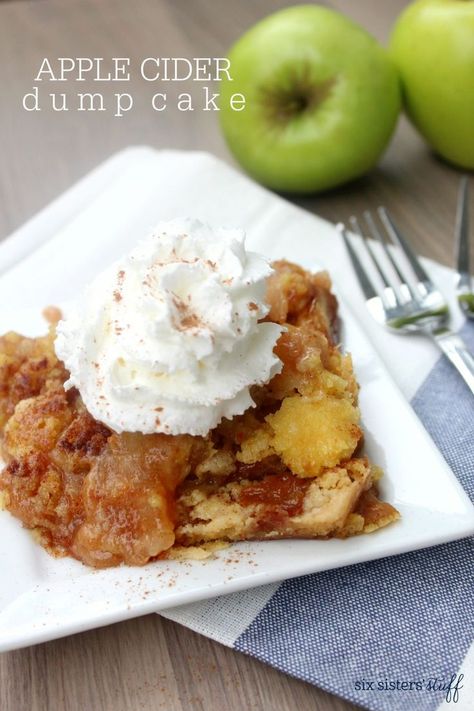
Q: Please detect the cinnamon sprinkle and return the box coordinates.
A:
[171,294,204,332]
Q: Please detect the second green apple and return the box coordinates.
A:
[391,0,474,170]
[219,5,401,194]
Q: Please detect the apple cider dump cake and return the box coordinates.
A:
[0,221,399,568]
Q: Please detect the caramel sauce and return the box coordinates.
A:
[238,473,311,517]
[354,487,399,526]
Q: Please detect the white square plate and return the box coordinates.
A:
[1,148,473,652]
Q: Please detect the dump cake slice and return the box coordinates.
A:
[0,223,399,568]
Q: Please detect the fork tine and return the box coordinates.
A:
[363,210,406,285]
[349,216,392,291]
[455,176,470,282]
[363,210,418,302]
[350,215,400,307]
[378,207,431,283]
[337,223,378,300]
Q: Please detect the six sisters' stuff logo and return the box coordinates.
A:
[22,57,246,116]
[354,673,464,703]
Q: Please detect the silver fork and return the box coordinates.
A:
[338,208,474,395]
[455,176,474,320]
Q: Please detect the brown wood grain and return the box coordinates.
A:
[0,1,469,710]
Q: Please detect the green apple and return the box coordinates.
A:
[391,0,474,169]
[219,5,401,194]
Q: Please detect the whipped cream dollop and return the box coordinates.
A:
[55,218,284,436]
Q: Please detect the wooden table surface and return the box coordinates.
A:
[0,1,469,710]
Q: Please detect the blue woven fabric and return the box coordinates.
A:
[235,324,474,711]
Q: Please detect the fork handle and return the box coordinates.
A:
[431,329,474,395]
